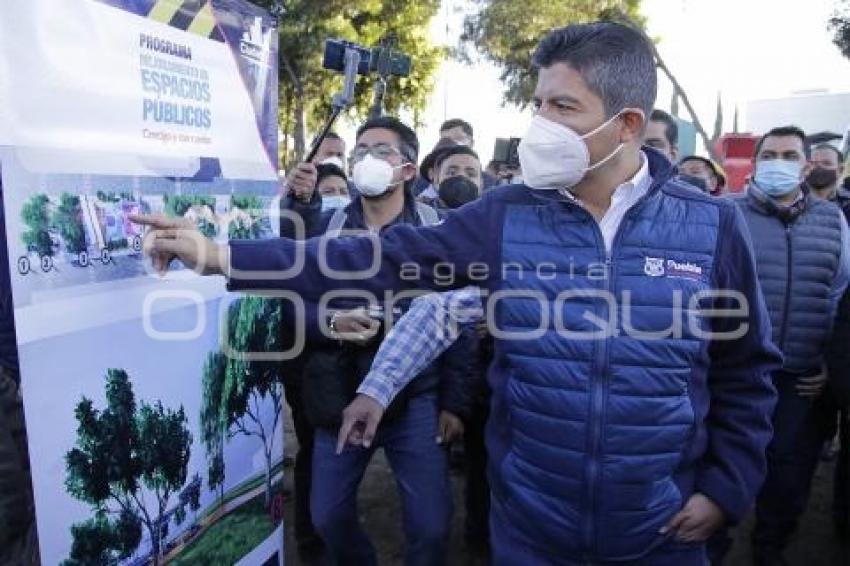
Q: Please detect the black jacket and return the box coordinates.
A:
[827,286,850,407]
[280,187,474,428]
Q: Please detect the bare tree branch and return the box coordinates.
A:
[608,9,721,162]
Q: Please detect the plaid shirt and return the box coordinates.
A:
[357,287,483,407]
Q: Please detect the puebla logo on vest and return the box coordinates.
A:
[643,257,665,277]
[644,257,703,280]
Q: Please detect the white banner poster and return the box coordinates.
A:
[0,1,286,564]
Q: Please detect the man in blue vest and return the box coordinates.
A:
[135,22,781,564]
[710,126,850,565]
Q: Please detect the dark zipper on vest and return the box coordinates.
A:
[579,193,651,558]
[778,224,793,351]
[582,223,610,557]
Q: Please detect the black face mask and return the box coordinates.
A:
[438,176,479,209]
[806,167,838,190]
[678,174,708,193]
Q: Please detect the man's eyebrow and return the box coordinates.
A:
[549,94,582,105]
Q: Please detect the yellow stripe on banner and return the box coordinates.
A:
[187,1,216,38]
[148,0,183,24]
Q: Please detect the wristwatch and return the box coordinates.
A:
[328,310,341,339]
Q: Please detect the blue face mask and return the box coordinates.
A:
[753,159,802,197]
[321,195,351,212]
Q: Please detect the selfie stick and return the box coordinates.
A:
[306,48,361,163]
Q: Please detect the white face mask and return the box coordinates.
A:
[352,154,403,197]
[517,113,626,190]
[321,195,351,211]
[319,156,346,170]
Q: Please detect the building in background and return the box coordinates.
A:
[747,91,850,149]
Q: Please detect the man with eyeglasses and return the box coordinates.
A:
[276,116,470,566]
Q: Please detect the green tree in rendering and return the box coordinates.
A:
[52,193,88,254]
[163,194,218,238]
[173,473,202,528]
[63,509,143,565]
[228,195,265,240]
[64,369,192,565]
[21,193,54,257]
[200,298,284,509]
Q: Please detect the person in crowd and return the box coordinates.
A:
[486,161,524,186]
[282,116,469,566]
[315,163,350,212]
[436,146,483,189]
[415,137,458,200]
[312,131,347,167]
[709,126,850,566]
[421,146,483,212]
[284,131,350,204]
[439,118,474,147]
[826,287,850,540]
[275,133,351,564]
[377,144,488,552]
[439,118,498,189]
[359,287,493,556]
[0,170,38,565]
[135,22,781,565]
[644,108,679,162]
[679,155,727,196]
[808,143,850,543]
[485,159,501,178]
[807,143,848,205]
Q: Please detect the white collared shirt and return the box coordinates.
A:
[559,152,652,254]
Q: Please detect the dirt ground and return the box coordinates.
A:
[281,408,849,566]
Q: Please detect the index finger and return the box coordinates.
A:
[336,419,354,454]
[129,213,183,230]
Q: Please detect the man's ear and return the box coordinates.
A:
[671,146,679,162]
[801,161,813,179]
[620,109,647,144]
[401,162,417,182]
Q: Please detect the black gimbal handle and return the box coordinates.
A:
[306,47,361,163]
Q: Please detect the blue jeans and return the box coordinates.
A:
[708,374,825,565]
[751,375,824,559]
[310,394,452,566]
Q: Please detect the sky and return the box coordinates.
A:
[398,0,850,162]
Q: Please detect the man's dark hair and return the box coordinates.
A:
[356,116,419,164]
[316,163,347,184]
[439,119,473,139]
[324,131,343,142]
[650,109,678,147]
[435,146,481,173]
[680,155,717,178]
[812,143,845,164]
[754,126,811,160]
[532,22,657,117]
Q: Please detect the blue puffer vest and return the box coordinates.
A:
[733,190,842,373]
[486,165,722,560]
